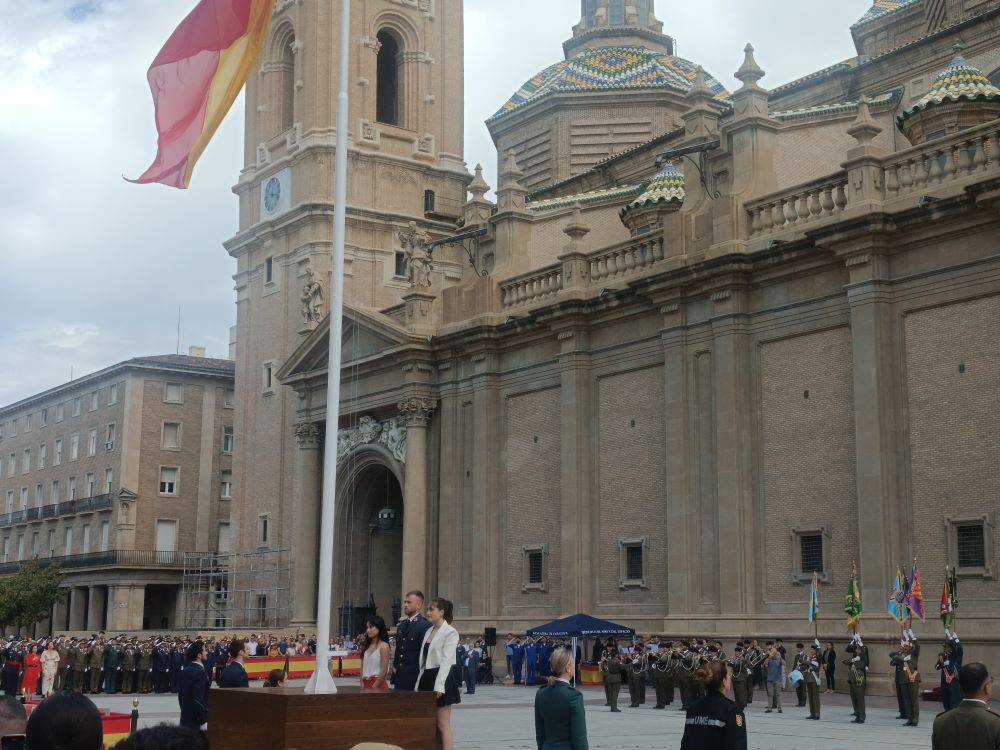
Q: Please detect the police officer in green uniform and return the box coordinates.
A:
[932,662,1000,750]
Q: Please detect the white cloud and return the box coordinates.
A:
[0,0,873,405]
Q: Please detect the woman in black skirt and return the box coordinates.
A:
[417,597,461,750]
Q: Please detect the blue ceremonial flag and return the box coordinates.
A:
[807,571,820,622]
[888,568,908,624]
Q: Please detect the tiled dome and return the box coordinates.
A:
[897,48,1000,126]
[620,161,684,218]
[852,0,919,29]
[490,46,729,123]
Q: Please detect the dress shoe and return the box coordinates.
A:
[610,708,621,712]
[765,709,772,713]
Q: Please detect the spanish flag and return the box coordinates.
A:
[129,0,275,188]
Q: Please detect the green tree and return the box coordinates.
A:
[0,558,65,634]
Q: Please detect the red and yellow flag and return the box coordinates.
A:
[129,0,275,188]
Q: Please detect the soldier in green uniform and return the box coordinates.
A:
[137,641,153,694]
[54,638,70,692]
[932,662,1000,750]
[901,640,921,727]
[121,640,137,694]
[87,637,104,693]
[730,644,751,710]
[843,639,868,724]
[600,644,623,712]
[676,642,695,710]
[103,638,121,694]
[72,639,88,692]
[652,642,675,709]
[805,645,821,720]
[626,645,646,708]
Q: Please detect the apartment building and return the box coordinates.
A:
[0,349,235,632]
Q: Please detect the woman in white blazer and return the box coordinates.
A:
[416,597,461,750]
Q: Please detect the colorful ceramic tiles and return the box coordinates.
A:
[620,162,685,217]
[491,46,729,122]
[898,49,1000,124]
[852,0,919,29]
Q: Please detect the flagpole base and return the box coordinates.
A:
[304,665,339,694]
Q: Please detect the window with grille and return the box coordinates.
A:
[800,534,824,574]
[619,537,648,588]
[957,524,986,568]
[528,552,543,584]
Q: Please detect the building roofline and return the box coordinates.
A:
[0,355,235,417]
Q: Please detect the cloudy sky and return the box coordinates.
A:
[0,0,875,406]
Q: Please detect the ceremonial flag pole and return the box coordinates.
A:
[305,0,352,694]
[844,562,862,636]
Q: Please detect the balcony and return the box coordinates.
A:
[0,549,188,576]
[0,494,113,529]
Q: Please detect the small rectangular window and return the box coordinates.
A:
[47,529,55,557]
[220,471,233,498]
[258,514,269,545]
[159,467,178,495]
[56,403,64,422]
[90,391,99,411]
[265,257,274,283]
[626,545,643,580]
[24,413,32,433]
[87,429,97,457]
[162,422,181,450]
[38,444,46,469]
[105,423,116,451]
[51,480,58,502]
[528,551,543,584]
[800,534,824,574]
[64,527,73,555]
[223,427,234,454]
[7,453,14,478]
[40,408,47,427]
[164,383,183,403]
[68,477,76,500]
[85,473,94,497]
[105,468,113,494]
[20,487,28,510]
[54,439,62,466]
[108,383,119,405]
[70,433,79,461]
[35,484,43,506]
[4,491,12,513]
[22,448,31,474]
[957,524,986,569]
[224,388,235,408]
[619,537,648,588]
[262,363,274,392]
[72,397,81,417]
[394,251,407,278]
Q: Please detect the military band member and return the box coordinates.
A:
[844,639,868,724]
[805,645,821,720]
[652,642,675,709]
[676,642,696,711]
[600,643,623,712]
[72,638,88,692]
[626,645,646,707]
[730,645,751,711]
[792,643,808,707]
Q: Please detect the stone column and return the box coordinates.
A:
[398,398,435,598]
[68,587,87,631]
[291,421,322,628]
[85,586,106,631]
[52,591,69,632]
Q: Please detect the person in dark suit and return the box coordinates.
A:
[534,647,588,750]
[392,590,431,691]
[169,642,184,693]
[217,639,249,689]
[937,638,964,710]
[932,662,1000,750]
[178,640,209,731]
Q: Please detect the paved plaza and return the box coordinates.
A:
[86,677,949,749]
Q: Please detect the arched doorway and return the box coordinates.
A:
[336,454,404,636]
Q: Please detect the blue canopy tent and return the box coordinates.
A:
[527,614,635,684]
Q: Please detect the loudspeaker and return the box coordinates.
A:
[484,627,497,647]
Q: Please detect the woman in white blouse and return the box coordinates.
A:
[416,597,461,750]
[360,615,391,689]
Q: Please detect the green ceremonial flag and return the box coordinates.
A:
[844,564,862,628]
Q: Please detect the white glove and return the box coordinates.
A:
[852,656,860,663]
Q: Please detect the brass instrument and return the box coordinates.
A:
[629,651,647,674]
[746,645,767,668]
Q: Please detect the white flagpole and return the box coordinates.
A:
[305,0,351,695]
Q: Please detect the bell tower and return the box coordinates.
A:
[226,1,468,571]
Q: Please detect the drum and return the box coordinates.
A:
[788,669,804,686]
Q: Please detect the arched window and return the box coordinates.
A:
[376,30,400,126]
[279,34,295,133]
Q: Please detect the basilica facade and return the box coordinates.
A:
[227,0,1000,687]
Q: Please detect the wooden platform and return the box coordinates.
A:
[208,687,439,750]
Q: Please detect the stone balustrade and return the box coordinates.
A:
[884,120,1000,197]
[500,266,563,308]
[588,235,665,283]
[746,172,850,240]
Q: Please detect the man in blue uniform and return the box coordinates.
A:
[392,590,431,691]
[218,639,250,688]
[511,638,525,685]
[524,638,538,686]
[537,638,553,682]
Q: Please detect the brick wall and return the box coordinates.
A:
[759,327,858,601]
[597,366,667,606]
[504,387,562,608]
[905,295,1000,604]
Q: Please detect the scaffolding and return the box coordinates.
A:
[181,549,292,630]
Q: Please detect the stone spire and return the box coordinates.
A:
[735,44,765,92]
[496,150,529,215]
[464,163,494,226]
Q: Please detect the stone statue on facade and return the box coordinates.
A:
[300,268,325,324]
[336,415,407,464]
[398,221,433,288]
